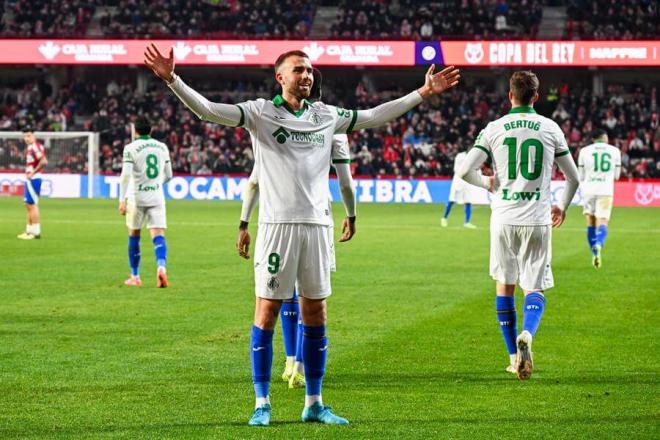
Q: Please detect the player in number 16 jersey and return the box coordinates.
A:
[577,130,621,269]
[457,71,580,380]
[118,116,173,288]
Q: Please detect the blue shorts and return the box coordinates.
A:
[24,178,42,205]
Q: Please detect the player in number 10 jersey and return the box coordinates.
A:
[118,116,173,288]
[457,71,580,380]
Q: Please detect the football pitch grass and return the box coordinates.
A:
[0,198,657,439]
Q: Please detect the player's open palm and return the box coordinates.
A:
[425,64,460,95]
[236,229,251,259]
[551,205,565,228]
[144,44,174,83]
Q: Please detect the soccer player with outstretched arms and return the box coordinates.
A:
[118,116,173,288]
[577,129,621,269]
[442,148,478,229]
[144,43,459,425]
[457,71,579,380]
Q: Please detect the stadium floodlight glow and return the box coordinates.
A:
[0,131,99,198]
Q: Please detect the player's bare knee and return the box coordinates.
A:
[496,283,516,296]
[597,218,608,226]
[585,215,596,227]
[300,297,327,326]
[128,229,141,237]
[253,298,281,330]
[150,228,165,238]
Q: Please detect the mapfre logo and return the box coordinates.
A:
[172,41,192,61]
[39,41,61,60]
[634,183,659,205]
[302,42,325,61]
[464,43,484,64]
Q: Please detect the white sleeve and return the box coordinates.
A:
[555,153,580,211]
[119,161,132,201]
[240,169,259,223]
[334,163,356,217]
[614,149,622,180]
[164,157,173,183]
[168,74,243,127]
[577,150,585,181]
[337,91,423,133]
[457,148,491,190]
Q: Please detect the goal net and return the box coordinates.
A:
[0,131,100,197]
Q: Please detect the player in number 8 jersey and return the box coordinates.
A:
[457,71,580,380]
[577,130,621,269]
[118,116,173,287]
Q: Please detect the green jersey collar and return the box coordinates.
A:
[272,94,309,117]
[137,135,151,140]
[509,106,536,114]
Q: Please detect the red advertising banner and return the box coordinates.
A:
[613,182,660,207]
[440,41,660,66]
[0,39,415,66]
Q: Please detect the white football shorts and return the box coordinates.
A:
[126,203,167,230]
[254,223,332,300]
[582,195,613,220]
[448,177,470,204]
[490,222,554,292]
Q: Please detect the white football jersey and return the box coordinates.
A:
[476,107,571,225]
[578,142,621,196]
[122,136,171,207]
[237,95,355,225]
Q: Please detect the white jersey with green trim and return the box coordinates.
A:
[122,136,171,207]
[578,142,621,196]
[475,106,570,225]
[237,95,355,225]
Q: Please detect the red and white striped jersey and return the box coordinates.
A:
[26,142,46,177]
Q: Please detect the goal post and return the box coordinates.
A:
[0,131,100,198]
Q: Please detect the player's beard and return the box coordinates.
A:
[287,81,312,100]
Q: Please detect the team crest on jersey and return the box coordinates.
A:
[310,112,323,126]
[267,276,280,291]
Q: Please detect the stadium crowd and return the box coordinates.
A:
[329,0,544,40]
[1,74,658,179]
[565,0,659,40]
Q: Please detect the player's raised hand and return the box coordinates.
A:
[551,205,565,228]
[418,64,460,98]
[144,43,175,83]
[338,216,356,242]
[236,229,251,259]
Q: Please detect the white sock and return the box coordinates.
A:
[305,394,322,408]
[285,356,295,367]
[293,361,304,375]
[509,354,517,366]
[255,396,270,408]
[25,224,32,234]
[33,223,41,235]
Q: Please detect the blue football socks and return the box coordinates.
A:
[251,325,274,399]
[302,325,327,397]
[465,203,472,224]
[295,318,304,364]
[280,298,299,358]
[587,226,597,253]
[128,236,141,276]
[443,201,454,219]
[152,235,167,268]
[523,292,546,336]
[596,224,608,248]
[496,296,517,355]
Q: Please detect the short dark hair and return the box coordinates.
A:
[592,129,608,141]
[22,126,33,133]
[310,68,323,101]
[274,50,309,73]
[134,116,152,136]
[510,71,539,105]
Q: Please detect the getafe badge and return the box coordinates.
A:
[310,112,322,126]
[267,276,280,291]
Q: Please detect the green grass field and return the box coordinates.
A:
[0,197,658,439]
